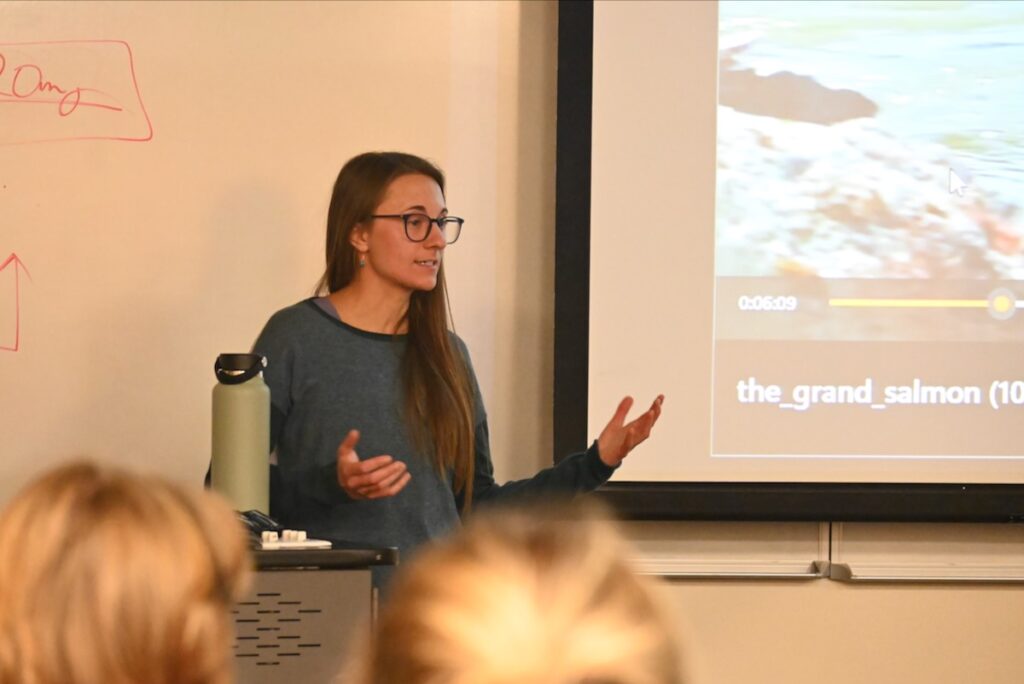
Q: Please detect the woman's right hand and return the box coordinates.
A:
[335,429,411,499]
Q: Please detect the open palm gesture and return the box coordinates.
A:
[596,395,664,467]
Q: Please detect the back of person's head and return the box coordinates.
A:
[0,461,251,684]
[353,502,685,684]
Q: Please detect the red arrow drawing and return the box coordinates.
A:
[1,253,31,352]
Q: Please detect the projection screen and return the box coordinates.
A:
[554,0,1024,520]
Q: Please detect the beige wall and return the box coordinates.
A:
[492,0,560,481]
[424,0,557,483]
[661,576,1024,684]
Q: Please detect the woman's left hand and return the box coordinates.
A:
[596,395,664,467]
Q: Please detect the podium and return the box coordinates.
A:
[233,545,398,684]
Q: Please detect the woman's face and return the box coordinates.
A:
[354,173,448,295]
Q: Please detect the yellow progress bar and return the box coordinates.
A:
[829,298,989,308]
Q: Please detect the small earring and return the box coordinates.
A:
[358,254,366,268]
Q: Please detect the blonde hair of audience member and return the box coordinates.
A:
[352,503,685,684]
[0,461,252,684]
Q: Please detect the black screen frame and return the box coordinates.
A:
[553,0,1024,523]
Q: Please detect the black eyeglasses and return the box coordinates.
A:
[370,213,464,244]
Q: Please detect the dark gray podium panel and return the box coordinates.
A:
[233,568,372,684]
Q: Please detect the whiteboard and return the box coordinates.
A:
[0,0,516,503]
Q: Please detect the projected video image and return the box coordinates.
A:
[709,1,1024,459]
[715,0,1024,342]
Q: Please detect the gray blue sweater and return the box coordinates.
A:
[253,298,615,584]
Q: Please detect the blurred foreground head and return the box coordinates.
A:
[355,502,685,684]
[0,461,251,684]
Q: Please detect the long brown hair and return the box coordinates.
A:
[318,152,477,506]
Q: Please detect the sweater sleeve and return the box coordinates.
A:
[450,335,617,511]
[255,310,348,511]
[456,415,618,511]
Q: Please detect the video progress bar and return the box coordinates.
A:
[829,290,1020,319]
[829,299,997,308]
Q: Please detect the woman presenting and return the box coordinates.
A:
[254,152,662,584]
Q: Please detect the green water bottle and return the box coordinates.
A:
[211,353,270,513]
